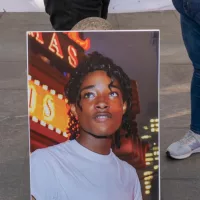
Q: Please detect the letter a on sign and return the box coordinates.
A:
[49,33,64,59]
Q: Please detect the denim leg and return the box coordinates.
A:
[181,16,200,134]
[172,0,200,133]
[172,0,200,25]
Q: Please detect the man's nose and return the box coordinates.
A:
[95,97,109,110]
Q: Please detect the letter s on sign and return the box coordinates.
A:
[43,95,55,121]
[68,45,78,68]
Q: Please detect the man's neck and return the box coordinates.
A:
[76,134,112,155]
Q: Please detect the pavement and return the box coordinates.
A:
[0,10,199,200]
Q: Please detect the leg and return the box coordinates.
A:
[173,0,200,133]
[174,0,200,133]
[101,0,110,19]
[172,0,200,26]
[44,0,103,30]
[44,0,73,30]
[166,0,200,159]
[181,16,200,133]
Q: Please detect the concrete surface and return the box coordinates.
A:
[0,10,199,200]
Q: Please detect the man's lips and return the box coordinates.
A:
[93,112,112,122]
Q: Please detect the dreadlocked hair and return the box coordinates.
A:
[64,51,135,148]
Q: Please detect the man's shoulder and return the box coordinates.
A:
[31,141,70,162]
[112,153,137,175]
[121,159,137,175]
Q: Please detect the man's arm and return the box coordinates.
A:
[32,196,36,200]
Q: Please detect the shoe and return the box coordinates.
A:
[166,130,200,159]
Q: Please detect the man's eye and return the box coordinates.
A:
[109,92,118,97]
[84,92,95,99]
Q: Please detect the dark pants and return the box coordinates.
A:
[44,0,110,30]
[172,0,200,133]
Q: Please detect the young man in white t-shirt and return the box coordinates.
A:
[31,52,143,200]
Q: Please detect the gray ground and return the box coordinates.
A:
[0,11,199,200]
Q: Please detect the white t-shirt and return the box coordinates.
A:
[31,140,142,200]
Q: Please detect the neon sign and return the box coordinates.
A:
[28,79,70,133]
[68,45,78,68]
[43,95,55,121]
[28,32,91,68]
[28,32,44,44]
[48,33,64,59]
[66,32,90,51]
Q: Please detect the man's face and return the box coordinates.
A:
[71,70,127,137]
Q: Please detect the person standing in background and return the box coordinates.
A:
[167,0,200,159]
[43,0,110,30]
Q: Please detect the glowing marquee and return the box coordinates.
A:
[28,32,91,68]
[28,78,70,134]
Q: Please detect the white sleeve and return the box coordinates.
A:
[30,149,59,200]
[132,169,143,200]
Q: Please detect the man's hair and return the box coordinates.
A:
[64,52,135,148]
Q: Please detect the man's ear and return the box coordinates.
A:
[70,104,78,118]
[123,101,127,114]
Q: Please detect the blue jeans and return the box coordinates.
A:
[172,0,200,134]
